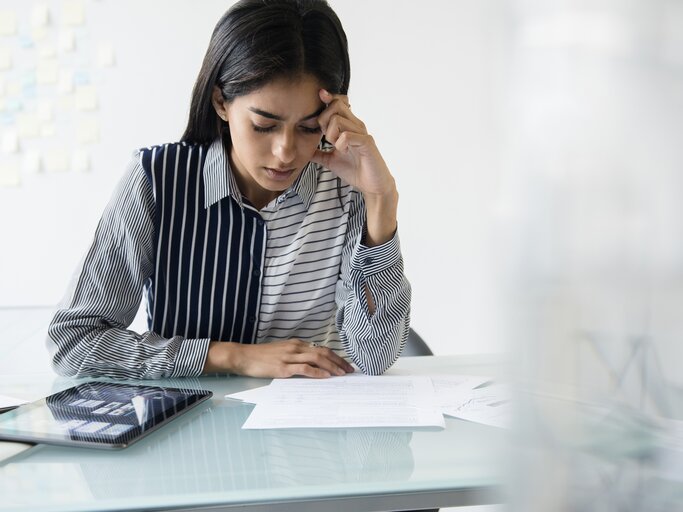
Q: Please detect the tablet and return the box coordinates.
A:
[0,381,212,450]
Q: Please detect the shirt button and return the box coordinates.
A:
[257,219,264,226]
[364,257,374,265]
[248,316,256,323]
[253,269,261,277]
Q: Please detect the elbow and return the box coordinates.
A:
[46,319,90,378]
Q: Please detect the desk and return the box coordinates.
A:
[0,352,504,512]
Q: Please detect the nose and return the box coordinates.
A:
[273,129,296,165]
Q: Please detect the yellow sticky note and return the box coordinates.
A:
[37,60,59,84]
[41,123,56,137]
[31,27,48,41]
[44,150,69,172]
[62,0,85,26]
[57,70,73,93]
[72,148,90,172]
[75,85,98,110]
[38,43,57,59]
[36,100,53,122]
[23,151,42,174]
[0,10,18,36]
[58,30,75,52]
[96,43,115,68]
[0,161,21,187]
[0,46,11,71]
[17,113,41,138]
[77,117,100,143]
[56,94,74,111]
[1,130,18,154]
[7,80,21,96]
[31,4,50,28]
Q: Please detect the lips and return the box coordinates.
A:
[264,167,296,181]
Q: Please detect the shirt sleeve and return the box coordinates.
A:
[46,153,211,379]
[335,191,412,375]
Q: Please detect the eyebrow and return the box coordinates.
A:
[248,106,325,122]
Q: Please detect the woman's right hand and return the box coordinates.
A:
[202,339,355,378]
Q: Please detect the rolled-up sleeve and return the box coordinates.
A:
[46,153,210,379]
[335,192,411,375]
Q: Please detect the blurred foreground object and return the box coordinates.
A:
[498,0,683,510]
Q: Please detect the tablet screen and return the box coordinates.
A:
[0,381,212,449]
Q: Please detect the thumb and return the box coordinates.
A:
[310,148,335,169]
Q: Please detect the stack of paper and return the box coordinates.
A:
[226,374,512,430]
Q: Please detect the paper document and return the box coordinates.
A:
[443,383,512,429]
[229,375,445,429]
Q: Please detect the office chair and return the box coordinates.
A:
[401,328,434,356]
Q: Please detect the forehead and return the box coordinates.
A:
[237,74,323,112]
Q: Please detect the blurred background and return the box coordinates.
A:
[2,0,683,509]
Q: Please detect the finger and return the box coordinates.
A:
[334,131,375,154]
[291,349,347,376]
[310,148,334,169]
[323,114,366,144]
[318,90,364,131]
[287,363,331,379]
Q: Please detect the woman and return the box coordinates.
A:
[47,0,411,380]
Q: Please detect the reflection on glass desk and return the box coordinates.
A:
[0,355,505,512]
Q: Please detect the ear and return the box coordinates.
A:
[212,86,229,122]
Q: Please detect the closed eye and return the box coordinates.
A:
[252,124,276,133]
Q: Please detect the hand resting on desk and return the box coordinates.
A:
[202,339,355,378]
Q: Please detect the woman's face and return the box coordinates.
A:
[214,74,325,208]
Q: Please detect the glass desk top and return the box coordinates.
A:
[0,355,505,512]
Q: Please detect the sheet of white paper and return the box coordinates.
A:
[0,394,28,410]
[431,375,492,408]
[443,384,512,429]
[225,385,272,404]
[243,403,444,429]
[260,375,438,407]
[236,376,443,429]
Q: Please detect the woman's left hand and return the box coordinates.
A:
[310,89,397,199]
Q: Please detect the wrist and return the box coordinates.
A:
[203,341,242,374]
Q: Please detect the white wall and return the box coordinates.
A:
[0,0,509,355]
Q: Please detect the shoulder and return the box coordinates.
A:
[134,141,208,183]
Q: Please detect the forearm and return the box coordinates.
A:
[363,186,398,247]
[48,311,210,379]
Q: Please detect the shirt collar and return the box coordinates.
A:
[202,138,319,211]
[203,138,243,209]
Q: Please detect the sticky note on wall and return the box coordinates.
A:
[31,4,50,28]
[44,150,69,172]
[0,162,21,187]
[62,0,85,26]
[77,118,100,143]
[0,47,11,70]
[37,60,59,84]
[75,85,97,110]
[0,10,18,36]
[1,131,19,154]
[58,30,75,52]
[17,113,41,138]
[72,149,90,172]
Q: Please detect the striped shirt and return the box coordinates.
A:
[47,138,411,379]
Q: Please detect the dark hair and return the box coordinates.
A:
[182,0,350,144]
